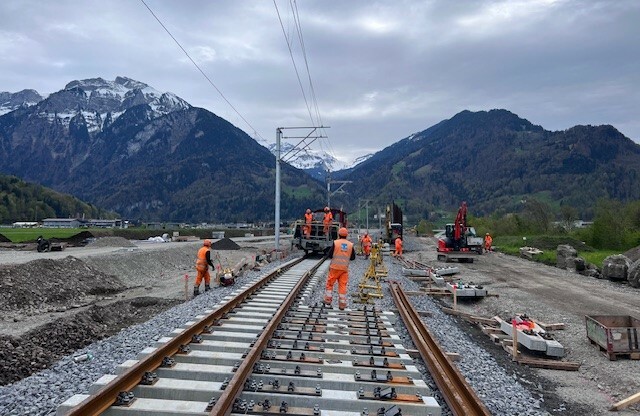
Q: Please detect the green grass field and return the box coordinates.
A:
[494,235,621,268]
[0,228,89,242]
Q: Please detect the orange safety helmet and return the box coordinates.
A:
[338,227,348,237]
[203,239,212,247]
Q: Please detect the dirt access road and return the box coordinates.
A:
[0,236,283,338]
[409,236,640,416]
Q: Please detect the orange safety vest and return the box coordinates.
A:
[362,235,372,248]
[195,246,210,271]
[395,238,403,251]
[305,213,313,224]
[330,239,353,271]
[323,212,333,224]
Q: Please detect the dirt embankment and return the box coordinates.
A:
[0,236,271,386]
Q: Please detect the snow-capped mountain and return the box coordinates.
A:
[32,76,190,134]
[266,141,372,180]
[0,89,44,115]
[0,76,325,222]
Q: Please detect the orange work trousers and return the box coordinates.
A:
[324,268,348,309]
[195,265,211,286]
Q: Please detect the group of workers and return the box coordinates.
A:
[304,206,334,237]
[192,207,491,310]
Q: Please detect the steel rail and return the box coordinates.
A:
[209,257,325,415]
[390,282,491,416]
[66,257,307,416]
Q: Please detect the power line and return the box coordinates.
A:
[273,0,315,126]
[140,0,265,141]
[274,0,341,174]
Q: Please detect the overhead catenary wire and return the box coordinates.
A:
[274,0,340,173]
[289,0,337,167]
[139,0,265,141]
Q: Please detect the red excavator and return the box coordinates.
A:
[437,201,483,263]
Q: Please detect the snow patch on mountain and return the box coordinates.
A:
[0,89,44,115]
[265,141,372,179]
[31,76,190,133]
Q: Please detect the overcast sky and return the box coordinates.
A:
[1,0,638,163]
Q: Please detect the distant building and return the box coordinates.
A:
[87,219,123,228]
[12,221,38,228]
[42,218,82,228]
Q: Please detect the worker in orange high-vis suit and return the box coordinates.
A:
[304,208,313,238]
[484,233,493,253]
[324,227,356,310]
[361,232,372,259]
[194,239,215,297]
[322,206,333,236]
[394,236,403,258]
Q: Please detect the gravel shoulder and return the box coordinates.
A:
[407,236,640,416]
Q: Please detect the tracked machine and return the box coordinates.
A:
[437,201,483,263]
[383,201,403,244]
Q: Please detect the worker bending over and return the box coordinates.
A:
[394,236,403,258]
[323,206,333,236]
[324,227,356,310]
[194,239,214,296]
[484,233,493,252]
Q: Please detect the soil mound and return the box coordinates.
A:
[50,230,95,246]
[87,236,136,248]
[0,256,125,314]
[0,233,10,243]
[211,237,241,250]
[0,297,180,385]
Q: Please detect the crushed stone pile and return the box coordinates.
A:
[0,297,180,386]
[211,237,241,250]
[87,236,136,248]
[0,256,125,314]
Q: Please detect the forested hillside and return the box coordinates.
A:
[0,175,116,223]
[333,109,640,222]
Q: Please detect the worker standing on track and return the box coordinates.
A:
[323,206,333,237]
[324,227,355,310]
[304,208,313,238]
[194,239,214,296]
[361,232,372,259]
[394,236,403,258]
[484,233,493,253]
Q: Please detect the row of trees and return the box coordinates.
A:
[469,198,640,251]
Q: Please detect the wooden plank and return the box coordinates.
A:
[441,307,500,326]
[481,326,504,335]
[535,320,565,331]
[609,391,640,411]
[515,356,580,371]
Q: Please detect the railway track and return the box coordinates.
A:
[58,256,486,415]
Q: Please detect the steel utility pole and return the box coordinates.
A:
[327,180,352,208]
[274,126,328,252]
